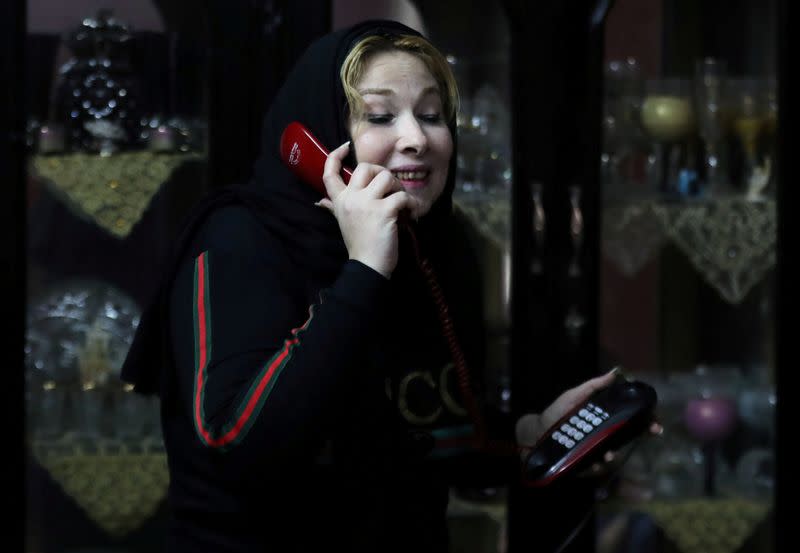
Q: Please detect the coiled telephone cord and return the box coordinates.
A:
[404,225,526,458]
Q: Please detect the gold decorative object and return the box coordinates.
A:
[30,151,203,238]
[644,498,770,553]
[31,437,169,537]
[641,95,694,143]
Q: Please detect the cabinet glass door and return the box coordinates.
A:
[598,1,778,551]
[24,2,210,550]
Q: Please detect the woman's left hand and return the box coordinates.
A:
[518,369,663,475]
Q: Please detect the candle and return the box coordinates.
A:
[684,396,737,442]
[38,124,66,154]
[149,125,176,152]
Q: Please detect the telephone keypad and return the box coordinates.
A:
[552,402,611,449]
[524,378,658,487]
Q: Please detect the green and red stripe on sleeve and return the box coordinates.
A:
[191,250,316,451]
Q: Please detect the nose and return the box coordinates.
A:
[396,113,428,155]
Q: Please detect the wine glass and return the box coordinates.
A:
[727,78,767,196]
[759,77,778,197]
[640,78,695,197]
[693,58,729,196]
[631,372,705,499]
[682,365,740,496]
[603,58,647,201]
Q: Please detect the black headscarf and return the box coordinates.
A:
[121,19,463,396]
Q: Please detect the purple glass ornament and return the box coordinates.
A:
[684,397,737,442]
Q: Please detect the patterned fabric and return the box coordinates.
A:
[31,152,202,238]
[644,498,771,553]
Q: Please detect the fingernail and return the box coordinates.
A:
[608,366,620,375]
[313,201,323,207]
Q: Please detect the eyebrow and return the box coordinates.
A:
[358,86,440,97]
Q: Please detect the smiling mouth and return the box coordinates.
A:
[392,170,429,186]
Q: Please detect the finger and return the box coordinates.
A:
[565,368,619,402]
[314,198,334,212]
[365,169,402,198]
[650,421,664,436]
[322,141,350,199]
[348,162,387,190]
[384,189,422,218]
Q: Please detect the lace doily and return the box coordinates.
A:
[30,436,168,537]
[30,151,203,238]
[651,197,776,304]
[454,195,775,304]
[602,201,668,276]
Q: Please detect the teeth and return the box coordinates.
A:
[393,170,428,180]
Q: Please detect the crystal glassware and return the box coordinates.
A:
[726,78,768,195]
[640,78,695,196]
[693,58,729,195]
[682,365,741,496]
[603,58,647,200]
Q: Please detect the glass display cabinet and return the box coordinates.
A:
[592,2,781,552]
[22,6,209,551]
[15,1,332,550]
[412,1,788,552]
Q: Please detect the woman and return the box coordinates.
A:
[122,19,654,553]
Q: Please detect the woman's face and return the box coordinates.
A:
[348,50,453,219]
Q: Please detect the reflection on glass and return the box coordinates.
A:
[457,83,511,198]
[640,79,695,196]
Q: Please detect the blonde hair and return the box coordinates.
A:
[341,34,459,126]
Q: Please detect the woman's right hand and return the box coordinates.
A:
[318,141,420,278]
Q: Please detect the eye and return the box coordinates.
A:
[419,113,443,124]
[366,114,393,124]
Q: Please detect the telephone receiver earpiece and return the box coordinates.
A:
[279,121,413,226]
[279,121,353,198]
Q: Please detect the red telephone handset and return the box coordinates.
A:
[279,121,353,197]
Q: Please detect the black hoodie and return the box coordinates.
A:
[121,19,514,553]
